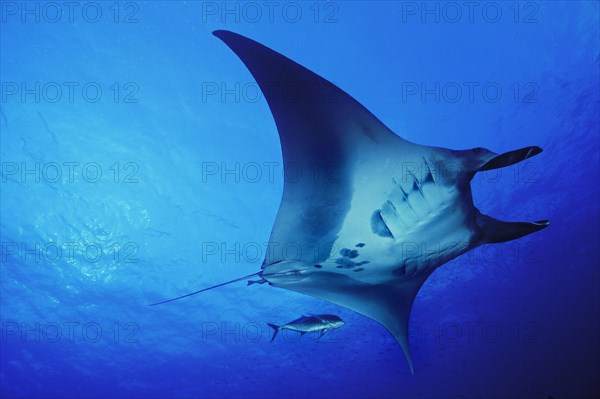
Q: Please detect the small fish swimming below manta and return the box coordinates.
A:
[267,314,344,342]
[150,30,550,374]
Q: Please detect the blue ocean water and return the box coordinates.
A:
[1,1,599,398]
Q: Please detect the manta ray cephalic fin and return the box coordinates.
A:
[476,212,550,244]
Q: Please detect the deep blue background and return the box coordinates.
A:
[1,1,599,398]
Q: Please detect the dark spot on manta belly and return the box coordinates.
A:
[340,248,359,258]
[313,264,322,269]
[353,267,365,272]
[335,259,355,269]
[355,243,365,248]
[335,249,370,270]
[335,257,354,266]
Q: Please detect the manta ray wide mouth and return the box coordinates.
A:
[370,210,394,238]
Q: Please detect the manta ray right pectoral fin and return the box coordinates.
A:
[476,212,550,244]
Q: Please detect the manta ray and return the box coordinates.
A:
[151,30,549,373]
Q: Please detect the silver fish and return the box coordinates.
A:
[267,314,345,342]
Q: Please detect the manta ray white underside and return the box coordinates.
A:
[152,30,549,374]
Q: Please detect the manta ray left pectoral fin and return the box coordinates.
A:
[288,274,425,374]
[373,287,419,376]
[476,212,550,244]
[362,283,421,375]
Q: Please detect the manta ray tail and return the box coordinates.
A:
[148,272,261,306]
[476,212,550,244]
